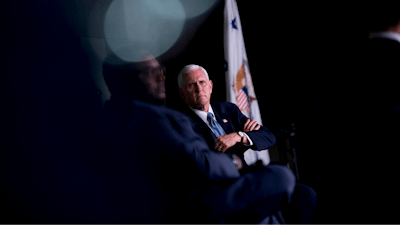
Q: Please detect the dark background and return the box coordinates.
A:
[2,0,395,223]
[164,3,373,223]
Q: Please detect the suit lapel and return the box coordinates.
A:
[184,106,217,145]
[183,104,235,149]
[212,103,234,134]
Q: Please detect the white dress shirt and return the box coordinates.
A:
[189,104,253,146]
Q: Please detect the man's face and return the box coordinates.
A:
[138,57,166,101]
[179,68,213,111]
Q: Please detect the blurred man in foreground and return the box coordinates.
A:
[101,53,297,223]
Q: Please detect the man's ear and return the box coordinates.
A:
[178,88,185,100]
[209,80,213,93]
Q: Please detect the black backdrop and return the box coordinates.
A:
[3,0,392,223]
[163,2,373,223]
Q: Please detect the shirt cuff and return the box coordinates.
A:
[243,132,253,146]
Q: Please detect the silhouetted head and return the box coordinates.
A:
[103,53,166,105]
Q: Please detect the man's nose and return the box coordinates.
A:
[194,82,202,92]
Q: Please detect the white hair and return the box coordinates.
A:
[177,64,209,89]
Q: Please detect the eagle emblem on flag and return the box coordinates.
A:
[225,0,269,165]
[233,60,257,117]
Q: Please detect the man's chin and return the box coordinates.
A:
[158,93,166,99]
[192,102,209,111]
[197,100,209,106]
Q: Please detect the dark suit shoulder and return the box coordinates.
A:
[211,101,240,113]
[106,99,191,129]
[211,101,237,108]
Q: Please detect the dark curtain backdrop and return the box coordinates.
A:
[2,0,386,224]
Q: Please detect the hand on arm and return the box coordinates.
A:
[214,132,242,152]
[243,119,260,132]
[214,119,261,152]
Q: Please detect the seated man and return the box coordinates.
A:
[177,64,276,168]
[177,64,317,224]
[101,53,297,224]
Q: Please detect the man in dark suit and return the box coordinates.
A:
[177,64,317,223]
[177,64,275,168]
[100,53,298,224]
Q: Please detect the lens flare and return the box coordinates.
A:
[104,0,185,62]
[179,0,219,18]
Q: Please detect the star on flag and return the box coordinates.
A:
[231,17,238,29]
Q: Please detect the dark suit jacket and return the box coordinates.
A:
[180,101,276,165]
[2,96,293,224]
[101,97,289,223]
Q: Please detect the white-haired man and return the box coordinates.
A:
[177,64,317,224]
[177,64,276,167]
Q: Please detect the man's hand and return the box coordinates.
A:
[243,119,260,132]
[214,119,260,152]
[214,133,241,152]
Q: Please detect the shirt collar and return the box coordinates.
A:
[369,31,400,43]
[189,104,215,124]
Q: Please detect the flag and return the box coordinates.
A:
[224,0,270,165]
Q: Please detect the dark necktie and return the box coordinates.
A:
[207,112,226,137]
